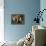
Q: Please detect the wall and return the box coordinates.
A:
[0,0,4,42]
[40,0,46,27]
[4,0,40,42]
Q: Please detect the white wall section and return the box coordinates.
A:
[0,0,4,42]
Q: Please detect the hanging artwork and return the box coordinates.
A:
[11,14,25,25]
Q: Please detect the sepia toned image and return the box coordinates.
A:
[11,14,24,24]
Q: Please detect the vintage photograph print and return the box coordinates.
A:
[11,14,25,24]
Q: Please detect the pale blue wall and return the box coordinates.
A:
[40,0,46,27]
[4,0,40,42]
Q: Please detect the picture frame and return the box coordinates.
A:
[11,14,25,25]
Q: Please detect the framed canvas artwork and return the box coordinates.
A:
[11,14,25,25]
